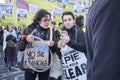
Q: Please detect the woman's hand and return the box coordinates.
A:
[60,33,70,44]
[26,34,34,42]
[57,40,65,48]
[47,40,54,47]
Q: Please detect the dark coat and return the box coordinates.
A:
[86,0,120,80]
[6,34,17,43]
[63,25,86,53]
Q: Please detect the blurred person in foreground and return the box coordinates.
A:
[86,0,120,80]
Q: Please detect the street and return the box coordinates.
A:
[0,51,24,80]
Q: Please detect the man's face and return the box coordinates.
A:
[39,15,51,29]
[63,15,75,29]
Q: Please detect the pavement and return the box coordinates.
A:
[0,50,25,80]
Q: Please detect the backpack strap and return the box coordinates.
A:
[75,26,78,43]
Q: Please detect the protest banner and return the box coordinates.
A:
[61,45,87,80]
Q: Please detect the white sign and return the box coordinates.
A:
[63,0,75,4]
[74,5,85,13]
[17,9,27,17]
[53,7,62,15]
[0,5,13,14]
[29,3,39,13]
[61,45,87,80]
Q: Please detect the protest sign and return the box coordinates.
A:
[61,45,87,80]
[24,41,49,70]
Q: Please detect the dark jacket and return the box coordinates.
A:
[86,0,120,80]
[63,25,86,53]
[6,34,17,43]
[0,30,3,46]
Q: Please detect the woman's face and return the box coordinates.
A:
[63,15,75,29]
[8,24,13,31]
[39,15,51,29]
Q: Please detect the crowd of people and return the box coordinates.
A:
[0,24,26,70]
[0,9,86,80]
[1,0,120,80]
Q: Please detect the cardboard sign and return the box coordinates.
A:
[23,41,49,70]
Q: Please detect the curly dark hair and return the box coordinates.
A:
[62,11,75,21]
[33,9,51,24]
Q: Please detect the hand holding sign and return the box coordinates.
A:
[21,28,53,72]
[26,29,37,42]
[48,40,54,47]
[57,40,65,48]
[26,34,34,42]
[60,31,70,44]
[59,31,70,49]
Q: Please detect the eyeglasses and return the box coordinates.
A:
[41,19,51,22]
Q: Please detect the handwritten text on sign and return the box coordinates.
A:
[24,41,49,69]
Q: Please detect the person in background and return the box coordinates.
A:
[17,25,26,41]
[49,22,63,80]
[58,22,64,32]
[13,26,18,33]
[0,26,3,52]
[3,23,17,71]
[75,15,86,32]
[21,24,26,32]
[17,24,26,65]
[51,21,60,43]
[75,15,84,27]
[51,21,57,30]
[86,0,120,80]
